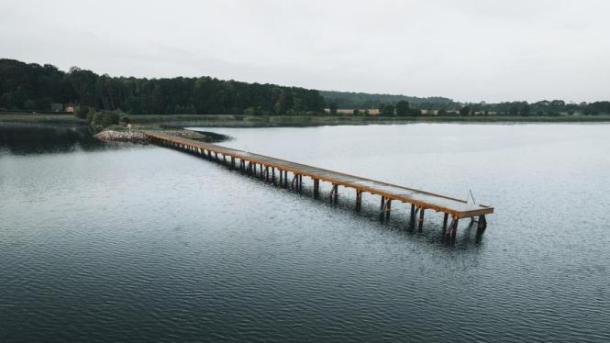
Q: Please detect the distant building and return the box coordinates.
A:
[64,104,75,113]
[420,109,439,116]
[336,109,353,115]
[324,108,354,114]
[323,108,379,115]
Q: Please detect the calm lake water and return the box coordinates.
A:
[1,123,609,342]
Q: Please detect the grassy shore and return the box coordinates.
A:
[0,112,86,125]
[125,113,610,127]
[3,112,610,129]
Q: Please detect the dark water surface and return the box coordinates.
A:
[1,124,609,342]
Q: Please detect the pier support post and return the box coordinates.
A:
[385,199,392,221]
[444,218,459,242]
[379,197,386,221]
[291,174,297,190]
[333,184,338,204]
[409,204,416,228]
[272,168,276,184]
[442,213,449,234]
[445,219,454,241]
[330,184,338,204]
[355,190,362,211]
[477,215,487,235]
[418,208,425,232]
[313,179,320,199]
[452,219,459,240]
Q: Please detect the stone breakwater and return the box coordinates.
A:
[94,130,148,143]
[94,129,219,144]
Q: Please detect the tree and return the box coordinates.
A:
[75,106,90,119]
[459,106,471,116]
[89,111,119,131]
[395,100,410,116]
[520,103,531,116]
[381,104,395,116]
[329,102,338,115]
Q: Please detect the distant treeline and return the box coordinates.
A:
[322,90,610,116]
[1,58,609,116]
[321,90,455,110]
[0,58,325,115]
[456,100,610,116]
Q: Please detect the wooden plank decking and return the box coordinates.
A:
[145,131,493,237]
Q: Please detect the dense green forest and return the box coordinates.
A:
[0,59,325,115]
[1,58,609,116]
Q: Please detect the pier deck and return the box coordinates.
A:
[145,131,493,239]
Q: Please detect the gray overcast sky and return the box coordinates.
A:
[1,0,609,102]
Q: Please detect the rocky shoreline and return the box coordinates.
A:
[94,129,227,144]
[94,130,148,143]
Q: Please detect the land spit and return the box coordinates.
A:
[94,129,227,144]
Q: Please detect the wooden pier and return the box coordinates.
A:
[145,131,494,240]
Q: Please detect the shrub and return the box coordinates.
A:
[75,106,90,119]
[88,111,120,131]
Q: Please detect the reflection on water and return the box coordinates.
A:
[0,123,103,155]
[1,123,609,342]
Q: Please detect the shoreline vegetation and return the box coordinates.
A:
[2,59,610,143]
[2,58,610,121]
[2,112,610,128]
[3,112,610,145]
